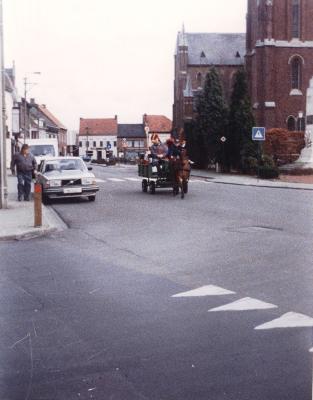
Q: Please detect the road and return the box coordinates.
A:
[1,164,313,400]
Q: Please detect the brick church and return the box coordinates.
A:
[173,0,313,135]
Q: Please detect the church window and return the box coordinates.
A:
[196,72,202,86]
[287,116,296,131]
[297,117,305,131]
[292,0,300,38]
[291,57,301,89]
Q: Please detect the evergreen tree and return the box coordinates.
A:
[227,69,257,170]
[194,67,228,168]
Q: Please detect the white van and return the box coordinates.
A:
[25,138,59,164]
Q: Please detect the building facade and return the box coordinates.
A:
[78,117,118,159]
[173,1,313,134]
[246,0,313,131]
[117,124,147,160]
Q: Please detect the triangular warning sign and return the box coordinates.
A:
[255,130,263,139]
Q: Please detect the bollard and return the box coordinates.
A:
[34,183,42,227]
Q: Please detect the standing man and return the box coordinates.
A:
[11,144,37,201]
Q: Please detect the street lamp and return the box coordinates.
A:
[85,126,89,157]
[23,72,41,143]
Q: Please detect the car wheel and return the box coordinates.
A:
[88,195,96,202]
[42,194,50,205]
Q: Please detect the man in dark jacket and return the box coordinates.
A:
[11,144,37,201]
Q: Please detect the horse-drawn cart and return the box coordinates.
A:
[138,159,189,198]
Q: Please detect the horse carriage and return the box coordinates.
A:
[138,152,190,199]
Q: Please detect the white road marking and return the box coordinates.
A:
[255,312,313,330]
[95,178,105,183]
[172,285,235,298]
[190,180,207,183]
[309,348,313,353]
[208,297,278,312]
[107,178,125,182]
[124,177,141,182]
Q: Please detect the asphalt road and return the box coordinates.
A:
[1,164,313,400]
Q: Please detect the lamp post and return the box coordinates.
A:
[23,72,41,143]
[85,126,89,157]
[0,0,7,208]
[298,111,304,131]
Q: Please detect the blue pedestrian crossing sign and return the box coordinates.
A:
[252,127,266,141]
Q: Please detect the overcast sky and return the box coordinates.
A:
[3,0,247,131]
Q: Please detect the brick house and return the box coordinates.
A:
[78,117,118,160]
[143,114,172,146]
[173,1,313,134]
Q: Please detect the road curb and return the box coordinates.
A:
[191,174,313,191]
[0,204,68,242]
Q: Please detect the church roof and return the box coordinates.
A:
[183,33,246,66]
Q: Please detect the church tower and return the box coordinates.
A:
[246,0,313,131]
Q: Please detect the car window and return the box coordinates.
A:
[44,159,87,172]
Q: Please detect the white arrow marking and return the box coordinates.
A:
[124,177,141,182]
[172,285,235,298]
[208,297,278,312]
[255,312,313,330]
[107,178,125,182]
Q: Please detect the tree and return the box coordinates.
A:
[194,67,228,168]
[227,69,257,170]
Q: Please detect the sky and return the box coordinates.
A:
[3,0,247,131]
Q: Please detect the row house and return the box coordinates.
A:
[143,114,172,147]
[78,117,118,159]
[117,124,146,159]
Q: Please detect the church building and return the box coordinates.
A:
[173,0,313,134]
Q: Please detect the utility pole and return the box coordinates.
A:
[0,0,8,209]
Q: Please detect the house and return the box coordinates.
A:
[37,104,67,155]
[143,114,172,147]
[78,117,118,160]
[117,124,147,160]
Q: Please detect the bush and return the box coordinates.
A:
[258,165,279,179]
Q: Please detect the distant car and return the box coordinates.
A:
[36,157,99,204]
[81,155,92,162]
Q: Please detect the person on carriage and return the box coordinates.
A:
[149,134,168,174]
[166,137,181,159]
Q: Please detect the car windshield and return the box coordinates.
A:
[29,145,55,157]
[44,159,86,173]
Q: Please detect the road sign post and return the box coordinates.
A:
[252,127,266,179]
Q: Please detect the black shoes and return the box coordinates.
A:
[24,197,30,201]
[18,196,22,201]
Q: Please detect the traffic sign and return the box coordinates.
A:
[252,127,266,141]
[220,136,227,143]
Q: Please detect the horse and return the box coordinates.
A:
[173,149,191,199]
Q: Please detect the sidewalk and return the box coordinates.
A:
[0,172,67,241]
[191,169,313,191]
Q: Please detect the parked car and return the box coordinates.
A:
[36,157,99,204]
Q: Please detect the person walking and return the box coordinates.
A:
[11,144,37,201]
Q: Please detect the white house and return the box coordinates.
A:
[78,117,118,160]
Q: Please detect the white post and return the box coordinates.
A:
[0,0,7,209]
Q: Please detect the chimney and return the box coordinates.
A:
[30,98,36,104]
[114,115,118,120]
[143,113,147,124]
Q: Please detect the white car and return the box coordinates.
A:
[36,157,99,204]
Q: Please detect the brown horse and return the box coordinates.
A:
[173,149,191,199]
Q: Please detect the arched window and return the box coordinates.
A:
[297,117,305,131]
[196,72,202,87]
[292,0,300,38]
[291,58,301,89]
[287,116,296,131]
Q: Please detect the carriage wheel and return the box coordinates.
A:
[183,181,188,194]
[142,179,148,193]
[149,181,156,194]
